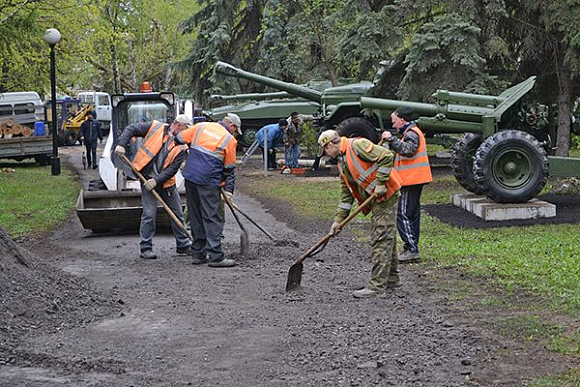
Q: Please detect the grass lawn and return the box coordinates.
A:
[0,161,79,237]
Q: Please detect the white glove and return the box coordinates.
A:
[329,221,342,236]
[144,178,157,191]
[222,191,234,204]
[115,145,126,156]
[375,184,387,198]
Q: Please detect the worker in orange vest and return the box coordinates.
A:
[318,129,402,298]
[175,113,241,268]
[114,114,192,260]
[382,106,433,263]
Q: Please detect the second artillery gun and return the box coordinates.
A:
[360,76,580,203]
[204,91,319,146]
[214,61,384,142]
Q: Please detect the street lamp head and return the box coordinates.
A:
[43,28,61,46]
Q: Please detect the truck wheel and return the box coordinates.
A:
[451,133,483,194]
[473,130,548,203]
[336,117,378,143]
[34,155,49,166]
[64,129,77,146]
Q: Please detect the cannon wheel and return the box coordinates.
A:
[473,130,548,203]
[451,133,483,194]
[336,117,378,143]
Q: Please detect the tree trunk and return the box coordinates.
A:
[555,56,572,157]
[110,42,122,94]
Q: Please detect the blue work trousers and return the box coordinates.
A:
[397,184,424,254]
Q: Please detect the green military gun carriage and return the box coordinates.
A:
[204,91,320,147]
[214,61,385,143]
[359,76,580,204]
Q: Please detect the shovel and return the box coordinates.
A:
[230,202,276,242]
[285,193,376,292]
[119,154,192,241]
[221,188,250,256]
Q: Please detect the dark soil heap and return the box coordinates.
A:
[0,227,120,362]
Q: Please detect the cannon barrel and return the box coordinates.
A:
[210,91,295,102]
[215,61,323,103]
[360,96,497,124]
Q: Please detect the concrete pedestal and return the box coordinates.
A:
[451,193,556,221]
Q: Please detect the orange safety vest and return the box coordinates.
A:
[132,120,186,188]
[394,125,433,186]
[179,122,238,186]
[338,137,403,215]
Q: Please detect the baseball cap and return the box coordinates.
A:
[174,114,193,126]
[317,130,339,157]
[225,113,242,134]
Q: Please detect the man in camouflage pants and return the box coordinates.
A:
[318,130,402,298]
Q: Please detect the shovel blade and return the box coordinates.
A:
[240,230,250,256]
[285,262,303,292]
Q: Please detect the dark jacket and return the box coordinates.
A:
[80,119,103,144]
[117,121,187,187]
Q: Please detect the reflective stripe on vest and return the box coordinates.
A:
[132,120,185,188]
[160,142,186,188]
[133,121,167,170]
[190,122,233,164]
[394,126,433,186]
[338,138,402,214]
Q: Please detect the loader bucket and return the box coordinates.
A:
[76,189,187,234]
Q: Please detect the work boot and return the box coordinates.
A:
[353,287,382,299]
[398,250,421,264]
[208,258,236,268]
[191,254,208,265]
[176,246,193,255]
[140,250,157,260]
[93,164,98,169]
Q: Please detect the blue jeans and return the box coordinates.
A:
[285,144,300,168]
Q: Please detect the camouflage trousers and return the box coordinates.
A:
[368,194,399,291]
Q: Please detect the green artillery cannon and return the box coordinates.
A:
[209,91,296,102]
[204,96,319,146]
[214,61,385,142]
[360,76,580,203]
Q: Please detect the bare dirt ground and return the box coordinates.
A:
[0,146,577,386]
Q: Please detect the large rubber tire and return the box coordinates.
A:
[64,129,77,146]
[336,117,378,143]
[473,130,548,203]
[451,133,483,194]
[34,155,50,166]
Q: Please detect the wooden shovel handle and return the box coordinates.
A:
[220,188,247,232]
[295,193,376,265]
[119,153,191,239]
[230,202,276,241]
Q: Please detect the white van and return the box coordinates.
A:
[78,91,112,132]
[0,91,45,127]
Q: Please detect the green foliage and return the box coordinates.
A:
[0,162,79,237]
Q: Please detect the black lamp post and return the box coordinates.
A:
[44,28,61,176]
